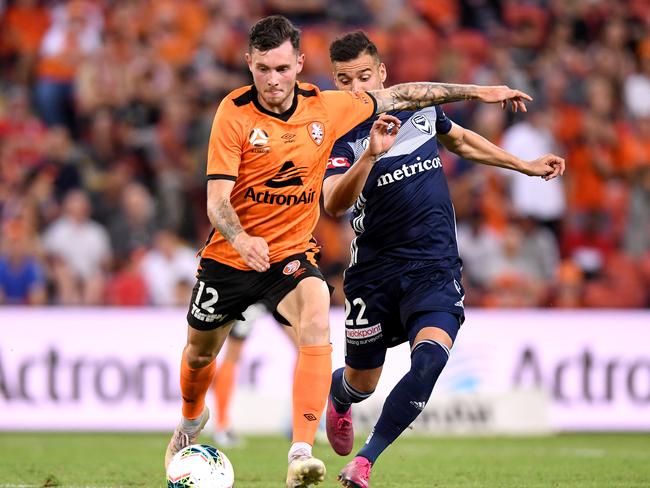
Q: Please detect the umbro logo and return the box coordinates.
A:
[282,133,296,143]
[265,161,306,188]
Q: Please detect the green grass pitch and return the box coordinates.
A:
[0,432,648,487]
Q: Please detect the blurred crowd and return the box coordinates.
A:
[0,0,649,308]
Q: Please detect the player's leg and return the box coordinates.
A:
[327,365,382,456]
[212,335,244,446]
[355,320,455,462]
[166,258,256,469]
[338,314,459,488]
[166,322,233,468]
[275,276,331,487]
[278,319,330,444]
[329,281,393,457]
[281,321,299,346]
[212,303,265,447]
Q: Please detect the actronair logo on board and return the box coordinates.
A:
[376,156,442,187]
[0,347,179,403]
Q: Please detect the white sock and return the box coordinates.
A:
[288,442,312,462]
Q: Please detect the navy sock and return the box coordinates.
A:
[330,367,373,413]
[358,341,449,463]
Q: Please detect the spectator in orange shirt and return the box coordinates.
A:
[34,1,102,130]
[1,0,50,84]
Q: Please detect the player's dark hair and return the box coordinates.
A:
[249,15,301,52]
[329,31,380,63]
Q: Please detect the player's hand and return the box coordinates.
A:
[368,114,401,158]
[477,85,533,112]
[232,233,270,272]
[522,154,566,180]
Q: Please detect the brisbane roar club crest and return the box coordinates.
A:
[307,121,324,145]
[283,260,301,275]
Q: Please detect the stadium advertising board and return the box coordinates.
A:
[0,308,648,432]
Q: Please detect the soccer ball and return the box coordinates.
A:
[166,444,234,488]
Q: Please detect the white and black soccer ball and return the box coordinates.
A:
[166,444,234,488]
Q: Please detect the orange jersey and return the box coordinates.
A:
[202,82,376,270]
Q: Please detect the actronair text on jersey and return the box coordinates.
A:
[244,187,316,206]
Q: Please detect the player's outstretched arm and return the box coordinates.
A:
[207,179,270,272]
[370,83,532,114]
[438,123,565,180]
[323,114,401,217]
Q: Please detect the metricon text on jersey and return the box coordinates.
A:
[376,156,443,187]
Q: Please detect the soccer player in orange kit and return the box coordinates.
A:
[165,15,534,488]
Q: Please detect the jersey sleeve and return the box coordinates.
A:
[206,98,244,180]
[322,90,376,140]
[435,105,453,135]
[325,137,355,180]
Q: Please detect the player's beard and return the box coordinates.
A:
[262,86,293,112]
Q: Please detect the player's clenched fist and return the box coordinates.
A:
[368,114,401,158]
[232,233,270,272]
[523,154,566,180]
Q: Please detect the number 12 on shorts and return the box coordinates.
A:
[195,280,219,313]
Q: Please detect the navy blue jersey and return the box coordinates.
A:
[326,106,459,272]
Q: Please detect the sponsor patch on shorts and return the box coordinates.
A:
[190,304,226,323]
[346,323,382,340]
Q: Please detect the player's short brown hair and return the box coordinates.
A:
[329,31,380,63]
[249,15,301,52]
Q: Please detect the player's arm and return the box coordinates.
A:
[323,115,401,217]
[323,153,373,218]
[370,83,531,114]
[207,179,269,272]
[438,122,565,180]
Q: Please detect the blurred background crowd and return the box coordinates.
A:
[0,0,649,308]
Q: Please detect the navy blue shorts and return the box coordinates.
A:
[342,260,465,370]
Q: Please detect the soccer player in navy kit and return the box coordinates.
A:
[166,15,537,488]
[323,32,565,487]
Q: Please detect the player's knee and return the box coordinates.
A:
[296,323,329,345]
[295,313,329,345]
[185,347,217,368]
[346,367,380,394]
[412,326,454,351]
[410,340,449,383]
